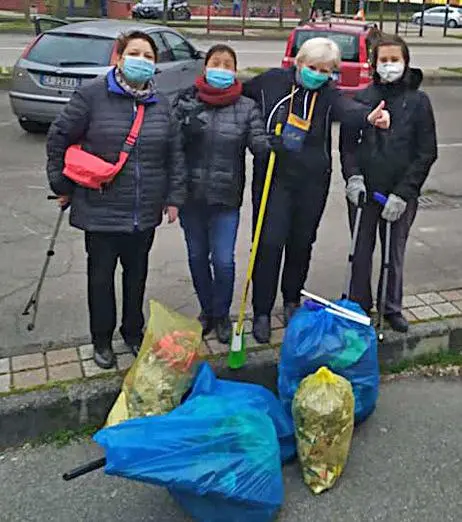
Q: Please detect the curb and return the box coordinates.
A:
[1,317,461,450]
[1,70,461,93]
[1,26,462,46]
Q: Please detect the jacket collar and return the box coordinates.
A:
[106,68,158,104]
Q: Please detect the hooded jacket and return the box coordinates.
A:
[172,86,268,208]
[243,66,373,187]
[47,69,186,233]
[340,68,438,201]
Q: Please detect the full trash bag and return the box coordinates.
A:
[279,299,379,425]
[292,366,355,494]
[188,362,296,462]
[106,300,204,427]
[94,395,284,522]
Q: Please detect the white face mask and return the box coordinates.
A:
[376,62,405,83]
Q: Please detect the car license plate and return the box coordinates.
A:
[41,75,81,90]
[332,71,340,82]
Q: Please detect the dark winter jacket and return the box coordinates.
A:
[47,69,186,233]
[172,86,269,208]
[340,68,438,201]
[243,67,373,187]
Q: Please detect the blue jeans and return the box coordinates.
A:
[180,204,240,318]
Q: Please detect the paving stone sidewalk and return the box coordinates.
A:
[1,288,462,394]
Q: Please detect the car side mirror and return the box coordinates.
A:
[193,50,206,60]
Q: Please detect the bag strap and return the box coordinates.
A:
[122,104,146,152]
[288,85,296,116]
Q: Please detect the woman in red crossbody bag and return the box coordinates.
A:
[47,31,186,369]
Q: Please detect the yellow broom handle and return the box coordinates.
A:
[236,122,283,334]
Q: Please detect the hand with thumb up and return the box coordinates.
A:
[367,100,390,129]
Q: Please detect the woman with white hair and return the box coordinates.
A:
[243,37,390,343]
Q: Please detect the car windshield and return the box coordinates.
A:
[27,33,114,67]
[292,31,360,62]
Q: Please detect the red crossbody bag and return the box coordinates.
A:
[63,104,146,190]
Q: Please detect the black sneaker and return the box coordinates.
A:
[385,312,409,333]
[198,312,214,337]
[215,316,232,344]
[253,315,271,344]
[283,302,299,327]
[93,340,116,369]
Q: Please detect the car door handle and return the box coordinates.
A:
[181,66,189,71]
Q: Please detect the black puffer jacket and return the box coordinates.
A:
[173,86,268,208]
[243,67,373,187]
[340,68,438,201]
[47,70,186,233]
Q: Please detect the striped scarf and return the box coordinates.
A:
[115,68,156,100]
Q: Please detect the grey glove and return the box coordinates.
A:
[346,175,367,206]
[381,194,407,222]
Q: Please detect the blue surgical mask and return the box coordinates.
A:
[299,66,329,90]
[122,56,155,84]
[205,68,235,89]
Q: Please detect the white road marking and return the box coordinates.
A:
[23,225,37,235]
[438,143,462,148]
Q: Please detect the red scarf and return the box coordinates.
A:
[195,75,243,107]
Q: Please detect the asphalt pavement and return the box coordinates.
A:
[1,378,461,521]
[0,86,462,356]
[0,33,462,70]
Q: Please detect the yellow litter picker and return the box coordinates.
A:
[228,122,283,370]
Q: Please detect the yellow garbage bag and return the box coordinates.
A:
[106,300,204,427]
[292,366,355,494]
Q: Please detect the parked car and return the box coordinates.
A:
[9,17,203,133]
[411,6,462,28]
[132,0,192,21]
[282,22,374,93]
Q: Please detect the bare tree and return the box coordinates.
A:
[23,0,31,23]
[88,0,101,18]
[299,0,313,25]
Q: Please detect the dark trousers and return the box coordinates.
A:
[85,229,155,344]
[180,203,240,318]
[252,175,330,316]
[348,199,418,314]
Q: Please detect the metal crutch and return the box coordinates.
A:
[22,196,69,331]
[342,190,365,300]
[373,192,392,343]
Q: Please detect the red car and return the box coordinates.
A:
[282,22,375,93]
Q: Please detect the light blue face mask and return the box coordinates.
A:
[299,66,329,90]
[122,56,155,84]
[205,68,236,89]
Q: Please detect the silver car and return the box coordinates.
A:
[9,17,204,133]
[412,6,462,28]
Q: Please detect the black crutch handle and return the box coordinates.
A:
[62,457,106,481]
[48,194,71,211]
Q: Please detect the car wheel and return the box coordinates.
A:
[174,7,191,21]
[18,120,49,134]
[413,16,421,25]
[447,19,457,29]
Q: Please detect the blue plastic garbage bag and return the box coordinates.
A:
[94,394,284,522]
[188,362,296,462]
[278,299,379,424]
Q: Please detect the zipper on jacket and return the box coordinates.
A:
[204,108,216,197]
[133,101,140,230]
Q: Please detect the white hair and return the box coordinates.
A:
[295,37,341,69]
